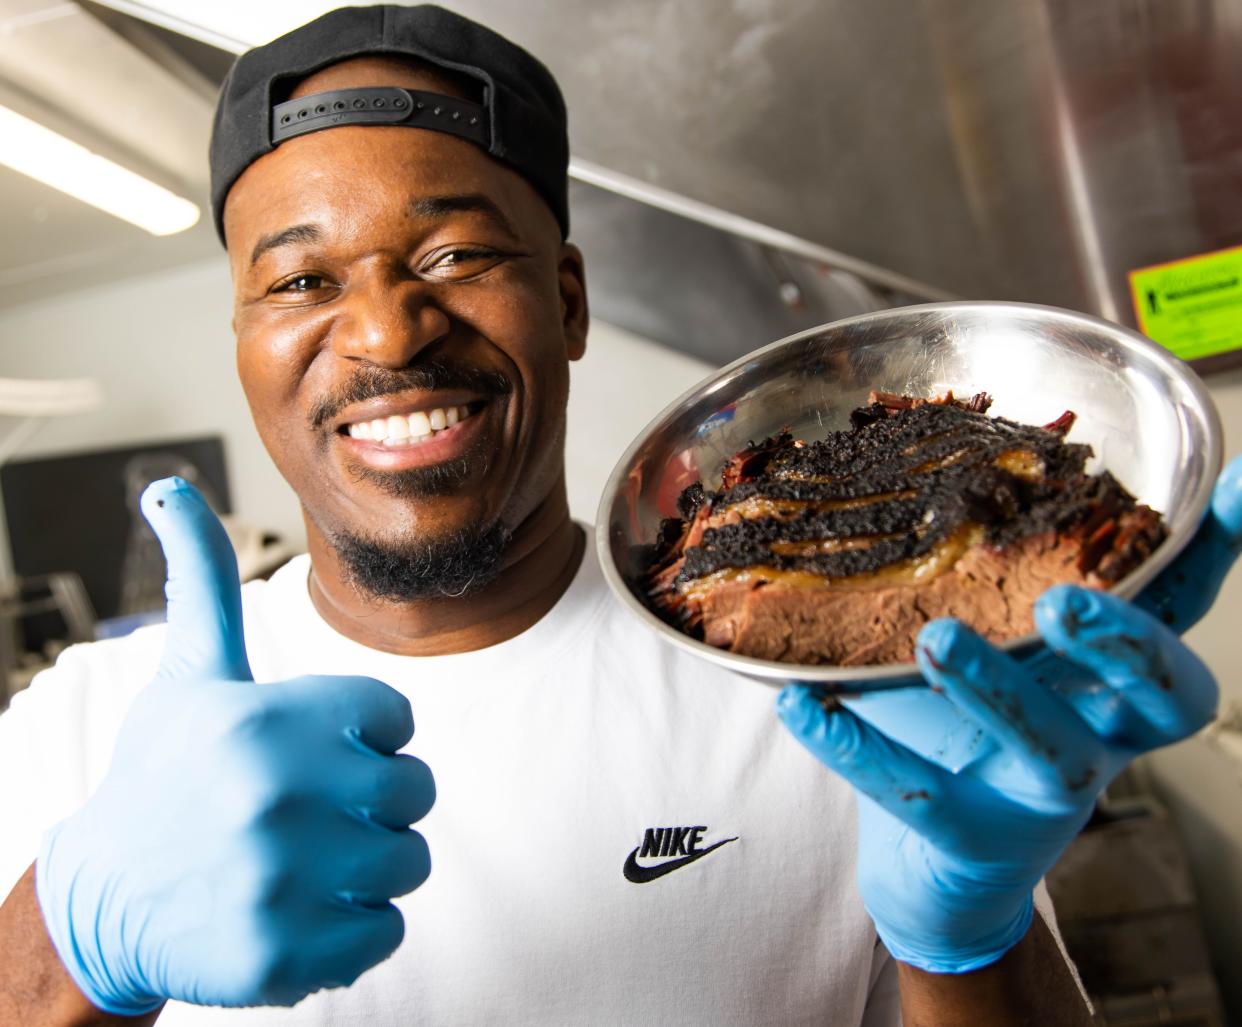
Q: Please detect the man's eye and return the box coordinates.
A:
[424,247,503,278]
[272,273,327,293]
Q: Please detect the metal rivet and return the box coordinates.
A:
[393,98,406,109]
[353,99,366,109]
[416,101,425,110]
[433,106,443,115]
[451,110,460,120]
[374,98,385,108]
[469,116,479,125]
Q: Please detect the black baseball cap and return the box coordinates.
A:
[209,4,569,245]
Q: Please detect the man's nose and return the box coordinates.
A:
[331,275,450,368]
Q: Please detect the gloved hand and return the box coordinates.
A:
[35,477,434,1013]
[777,454,1242,973]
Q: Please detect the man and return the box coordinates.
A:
[0,5,1238,1024]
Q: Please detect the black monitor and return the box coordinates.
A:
[1,435,230,649]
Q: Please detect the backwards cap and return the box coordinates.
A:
[209,4,569,244]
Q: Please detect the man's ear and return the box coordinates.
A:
[558,242,589,361]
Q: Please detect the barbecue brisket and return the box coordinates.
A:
[645,392,1166,666]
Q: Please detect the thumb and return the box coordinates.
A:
[141,476,253,682]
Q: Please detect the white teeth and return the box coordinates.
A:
[350,404,475,444]
[408,410,433,437]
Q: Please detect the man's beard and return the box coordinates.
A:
[310,360,518,599]
[333,519,513,601]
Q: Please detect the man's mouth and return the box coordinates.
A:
[333,395,493,474]
[339,401,487,447]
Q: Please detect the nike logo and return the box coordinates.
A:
[623,836,737,883]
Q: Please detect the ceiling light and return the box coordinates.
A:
[0,105,199,236]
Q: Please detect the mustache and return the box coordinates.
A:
[309,361,513,430]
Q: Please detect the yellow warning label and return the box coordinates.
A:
[1129,244,1242,361]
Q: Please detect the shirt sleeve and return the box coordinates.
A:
[1034,877,1090,1006]
[0,633,158,901]
[859,938,902,1027]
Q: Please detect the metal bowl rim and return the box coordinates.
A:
[594,300,1224,685]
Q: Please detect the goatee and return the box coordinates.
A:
[332,521,513,601]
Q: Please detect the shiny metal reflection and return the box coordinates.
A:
[595,302,1223,691]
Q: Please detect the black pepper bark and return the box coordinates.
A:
[644,392,1166,627]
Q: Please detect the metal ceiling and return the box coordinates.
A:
[0,0,219,308]
[3,1,1241,358]
[493,0,1242,334]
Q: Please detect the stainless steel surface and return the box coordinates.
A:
[596,302,1223,689]
[490,0,1242,322]
[569,159,956,303]
[568,179,899,366]
[85,1,1242,328]
[551,0,1242,323]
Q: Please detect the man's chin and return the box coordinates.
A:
[331,519,513,601]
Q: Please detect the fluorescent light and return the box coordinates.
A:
[0,377,104,418]
[0,105,199,236]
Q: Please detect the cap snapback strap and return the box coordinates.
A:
[271,87,489,148]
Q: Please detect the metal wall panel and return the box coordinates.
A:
[83,0,1242,329]
[448,0,1242,325]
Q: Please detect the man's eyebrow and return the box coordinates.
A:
[249,223,322,267]
[408,194,517,235]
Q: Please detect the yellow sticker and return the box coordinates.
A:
[1129,245,1242,361]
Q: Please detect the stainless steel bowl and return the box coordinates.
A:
[595,301,1223,691]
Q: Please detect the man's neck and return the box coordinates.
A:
[304,487,585,656]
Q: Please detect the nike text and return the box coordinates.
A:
[639,826,706,859]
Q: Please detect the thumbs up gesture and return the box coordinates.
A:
[34,478,434,1014]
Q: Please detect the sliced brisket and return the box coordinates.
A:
[645,392,1166,666]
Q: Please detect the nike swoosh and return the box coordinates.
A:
[622,837,738,883]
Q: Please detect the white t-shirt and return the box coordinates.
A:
[2,536,963,1025]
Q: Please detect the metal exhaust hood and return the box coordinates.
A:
[33,1,1242,365]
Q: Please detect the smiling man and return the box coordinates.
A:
[226,48,588,657]
[1,5,1240,1027]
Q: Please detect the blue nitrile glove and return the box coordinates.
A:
[777,454,1242,974]
[35,478,434,1013]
